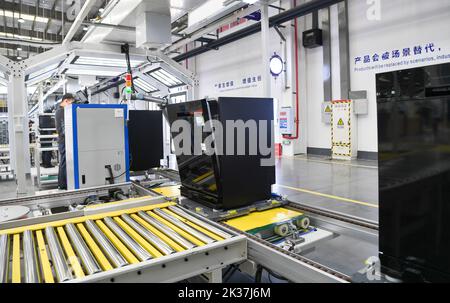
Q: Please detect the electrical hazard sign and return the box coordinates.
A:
[331,100,357,160]
[322,102,332,124]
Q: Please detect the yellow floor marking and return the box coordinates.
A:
[276,184,378,208]
[285,155,378,169]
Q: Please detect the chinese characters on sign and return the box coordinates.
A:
[355,43,437,65]
[214,75,262,92]
[354,42,450,72]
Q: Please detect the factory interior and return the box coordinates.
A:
[0,0,449,288]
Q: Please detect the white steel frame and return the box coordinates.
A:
[0,42,197,194]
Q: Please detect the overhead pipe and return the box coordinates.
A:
[173,0,344,62]
[81,22,135,32]
[63,0,97,44]
[283,0,300,140]
[0,38,59,48]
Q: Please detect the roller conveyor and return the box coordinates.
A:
[0,202,245,283]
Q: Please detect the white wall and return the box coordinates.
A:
[195,23,289,144]
[348,0,450,152]
[193,0,450,155]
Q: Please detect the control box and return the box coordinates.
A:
[302,28,323,48]
[65,104,129,190]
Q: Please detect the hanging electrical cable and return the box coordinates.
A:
[121,43,136,93]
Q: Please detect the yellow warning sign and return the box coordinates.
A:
[337,118,344,126]
[325,105,332,113]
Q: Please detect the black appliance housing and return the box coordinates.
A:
[128,110,164,172]
[38,115,55,129]
[166,97,275,210]
[377,62,450,282]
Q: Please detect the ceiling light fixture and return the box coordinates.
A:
[0,10,49,23]
[74,56,144,68]
[134,78,157,93]
[27,63,61,82]
[64,69,122,77]
[148,68,183,87]
[17,47,22,51]
[18,17,25,23]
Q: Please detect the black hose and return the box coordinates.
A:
[255,265,263,283]
[263,267,290,283]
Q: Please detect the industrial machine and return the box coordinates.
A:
[377,62,450,282]
[0,195,246,283]
[34,113,59,188]
[65,104,130,190]
[0,92,379,283]
[162,96,377,283]
[148,183,378,283]
[166,97,275,210]
[0,182,154,222]
[128,110,164,172]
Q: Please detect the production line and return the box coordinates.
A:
[0,198,246,283]
[149,183,378,283]
[0,182,378,283]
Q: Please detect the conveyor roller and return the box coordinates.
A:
[0,202,233,283]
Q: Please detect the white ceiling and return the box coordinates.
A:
[83,0,208,45]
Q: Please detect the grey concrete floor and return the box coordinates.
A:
[227,154,379,282]
[274,155,378,222]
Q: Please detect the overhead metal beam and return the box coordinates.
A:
[63,0,97,44]
[0,54,11,73]
[81,22,135,32]
[0,37,59,49]
[0,26,62,42]
[149,51,196,85]
[24,41,148,77]
[173,0,344,62]
[134,71,170,96]
[0,1,73,24]
[62,64,126,75]
[166,3,263,53]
